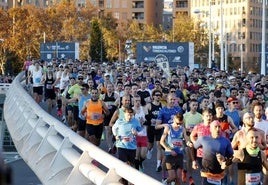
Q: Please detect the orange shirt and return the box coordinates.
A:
[86,100,103,125]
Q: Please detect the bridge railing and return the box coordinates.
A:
[3,72,162,185]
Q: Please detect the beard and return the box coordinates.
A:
[255,114,262,119]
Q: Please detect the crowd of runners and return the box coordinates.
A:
[24,56,268,185]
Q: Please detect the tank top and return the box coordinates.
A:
[45,73,54,90]
[59,73,69,90]
[237,148,262,185]
[86,100,103,125]
[237,148,262,173]
[79,94,91,120]
[103,93,117,122]
[118,108,125,120]
[134,106,145,123]
[103,92,117,110]
[166,125,184,155]
[148,103,162,126]
[32,68,43,87]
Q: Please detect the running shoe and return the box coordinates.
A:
[156,165,162,172]
[162,178,167,185]
[139,163,144,172]
[62,115,66,123]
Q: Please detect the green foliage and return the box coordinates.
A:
[89,18,107,63]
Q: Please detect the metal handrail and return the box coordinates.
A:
[3,72,161,185]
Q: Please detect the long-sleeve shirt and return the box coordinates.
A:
[112,117,142,150]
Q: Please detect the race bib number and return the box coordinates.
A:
[172,139,183,147]
[91,113,101,120]
[207,177,221,185]
[46,84,53,89]
[245,173,261,185]
[122,136,133,143]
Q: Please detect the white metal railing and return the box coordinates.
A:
[0,83,11,95]
[0,83,11,153]
[3,72,162,185]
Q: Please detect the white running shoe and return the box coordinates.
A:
[62,116,66,123]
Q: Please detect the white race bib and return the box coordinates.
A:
[245,173,261,185]
[91,113,101,120]
[122,136,133,143]
[207,177,221,185]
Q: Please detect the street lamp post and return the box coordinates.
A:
[261,0,266,75]
[240,36,243,74]
[208,3,212,68]
[194,3,212,68]
[172,16,175,42]
[224,34,228,72]
[220,0,224,71]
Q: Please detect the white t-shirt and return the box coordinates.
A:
[59,73,69,90]
[32,67,43,87]
[254,119,268,140]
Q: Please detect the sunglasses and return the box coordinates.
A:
[170,91,176,93]
[232,102,239,104]
[78,78,84,80]
[155,94,162,96]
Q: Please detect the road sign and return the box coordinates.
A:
[136,42,194,69]
[40,42,79,61]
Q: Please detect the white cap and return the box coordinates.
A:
[229,76,236,81]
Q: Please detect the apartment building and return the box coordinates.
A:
[4,0,163,27]
[174,0,267,72]
[97,0,163,27]
[0,0,8,10]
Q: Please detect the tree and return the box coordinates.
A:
[0,9,11,74]
[89,18,107,63]
[172,14,210,67]
[100,14,120,61]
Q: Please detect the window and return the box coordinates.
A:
[114,0,119,8]
[121,0,127,8]
[90,0,96,6]
[114,12,119,19]
[106,0,112,8]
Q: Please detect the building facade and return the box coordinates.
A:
[98,0,163,27]
[3,0,163,27]
[174,0,267,72]
[1,0,8,10]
